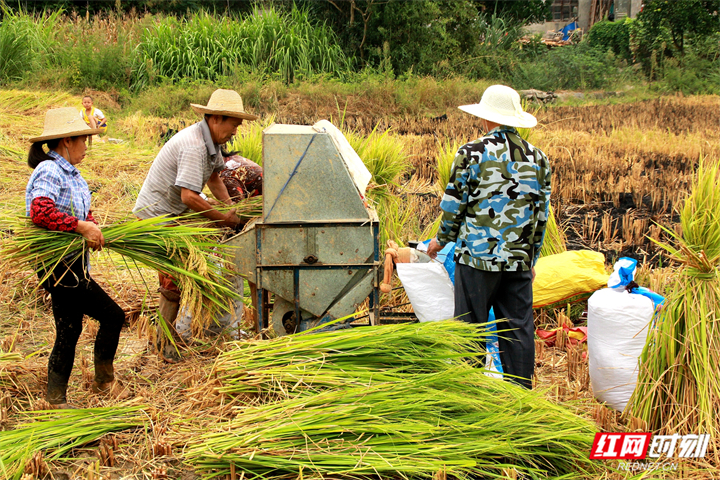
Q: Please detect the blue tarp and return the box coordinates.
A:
[560,21,578,41]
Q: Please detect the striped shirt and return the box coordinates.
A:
[133,120,225,219]
[26,150,91,221]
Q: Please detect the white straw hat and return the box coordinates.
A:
[29,107,103,143]
[458,85,537,128]
[191,89,258,121]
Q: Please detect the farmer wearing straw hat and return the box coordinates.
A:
[133,89,257,362]
[427,85,551,389]
[26,107,128,408]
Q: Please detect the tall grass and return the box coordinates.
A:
[0,6,59,84]
[132,8,349,89]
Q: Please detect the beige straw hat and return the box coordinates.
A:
[458,85,537,129]
[29,107,103,143]
[190,89,258,121]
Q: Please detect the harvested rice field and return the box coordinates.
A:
[1,89,719,479]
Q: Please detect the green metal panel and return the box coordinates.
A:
[262,125,371,222]
[226,225,256,279]
[259,224,374,266]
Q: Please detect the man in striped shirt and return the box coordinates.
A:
[133,89,258,361]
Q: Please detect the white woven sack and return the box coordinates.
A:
[396,262,454,323]
[587,288,653,412]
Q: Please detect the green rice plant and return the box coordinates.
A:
[374,194,416,247]
[0,406,145,480]
[540,204,567,257]
[213,320,488,398]
[0,351,21,363]
[227,195,263,221]
[189,322,601,480]
[1,215,241,333]
[436,137,463,193]
[629,158,720,443]
[225,115,275,166]
[345,126,410,202]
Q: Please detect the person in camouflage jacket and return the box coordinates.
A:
[428,85,551,389]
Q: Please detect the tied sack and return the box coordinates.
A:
[587,289,652,412]
[587,257,661,412]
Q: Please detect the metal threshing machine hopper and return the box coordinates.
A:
[227,121,382,334]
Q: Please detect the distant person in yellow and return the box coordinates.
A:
[80,95,107,146]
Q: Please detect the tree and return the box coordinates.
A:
[637,0,720,52]
[471,0,551,25]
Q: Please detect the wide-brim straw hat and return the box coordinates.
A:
[29,107,103,143]
[190,89,258,121]
[458,84,537,129]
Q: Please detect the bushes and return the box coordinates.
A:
[587,18,633,61]
[0,4,717,95]
[498,43,630,92]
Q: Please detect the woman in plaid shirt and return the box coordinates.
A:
[26,107,127,408]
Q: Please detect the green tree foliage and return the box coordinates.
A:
[628,0,720,90]
[471,0,551,25]
[296,0,536,76]
[637,0,720,52]
[4,0,257,15]
[587,18,633,61]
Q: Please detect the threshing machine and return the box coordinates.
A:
[227,121,387,334]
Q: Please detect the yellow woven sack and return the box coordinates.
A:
[533,250,609,308]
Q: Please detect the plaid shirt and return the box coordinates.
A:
[25,150,91,221]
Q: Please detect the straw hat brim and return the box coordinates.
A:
[29,127,104,144]
[190,104,258,121]
[458,104,537,129]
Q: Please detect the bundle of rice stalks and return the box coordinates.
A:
[213,320,488,398]
[0,406,145,480]
[629,159,720,448]
[540,204,567,257]
[1,215,241,332]
[189,322,601,480]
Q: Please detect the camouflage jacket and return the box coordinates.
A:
[437,126,551,272]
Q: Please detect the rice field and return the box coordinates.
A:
[0,88,719,479]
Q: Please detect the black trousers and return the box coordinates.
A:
[454,264,535,389]
[41,259,126,387]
